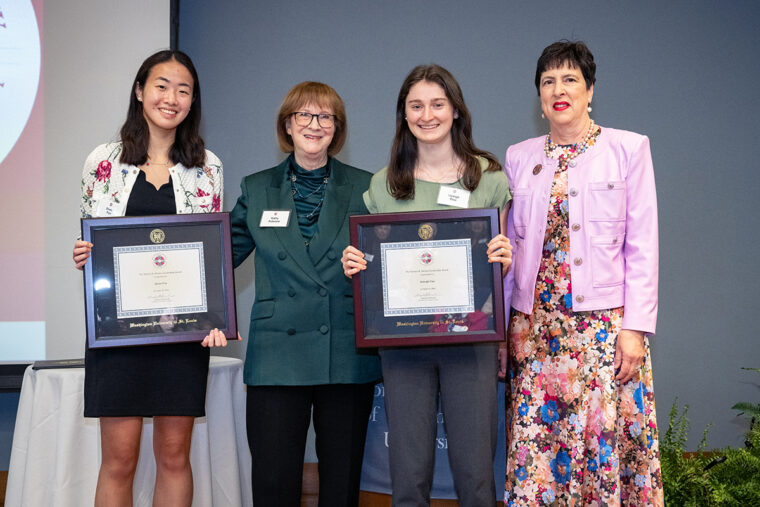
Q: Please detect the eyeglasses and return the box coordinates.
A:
[292,112,336,128]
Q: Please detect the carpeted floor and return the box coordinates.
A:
[0,466,498,506]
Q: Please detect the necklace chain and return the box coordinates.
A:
[289,169,329,219]
[415,160,461,183]
[146,155,171,167]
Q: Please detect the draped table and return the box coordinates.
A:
[6,356,251,507]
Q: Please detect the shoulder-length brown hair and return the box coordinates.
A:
[276,82,347,156]
[119,50,206,168]
[388,64,501,200]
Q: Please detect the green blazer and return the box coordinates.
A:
[230,157,381,386]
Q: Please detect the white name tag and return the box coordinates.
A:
[260,210,291,227]
[437,186,470,208]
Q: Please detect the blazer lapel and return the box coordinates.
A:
[267,159,325,287]
[308,159,352,265]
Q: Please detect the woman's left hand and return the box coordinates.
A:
[487,234,513,276]
[614,329,645,384]
[201,329,242,347]
[497,341,508,380]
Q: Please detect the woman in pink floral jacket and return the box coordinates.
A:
[72,50,227,507]
[503,41,662,506]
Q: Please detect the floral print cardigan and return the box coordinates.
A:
[80,142,223,218]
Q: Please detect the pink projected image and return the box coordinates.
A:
[0,0,44,360]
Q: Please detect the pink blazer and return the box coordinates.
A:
[504,127,659,334]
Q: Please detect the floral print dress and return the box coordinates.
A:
[505,129,663,506]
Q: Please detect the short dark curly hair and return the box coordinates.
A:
[535,40,596,95]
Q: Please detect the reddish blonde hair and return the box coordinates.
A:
[276,82,347,155]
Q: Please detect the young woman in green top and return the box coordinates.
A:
[342,64,512,506]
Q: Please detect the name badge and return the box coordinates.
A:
[260,210,291,227]
[437,186,470,208]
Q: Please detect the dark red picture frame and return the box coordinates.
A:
[349,208,505,347]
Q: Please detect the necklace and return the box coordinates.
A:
[415,160,461,183]
[289,166,330,219]
[544,119,599,168]
[146,155,171,167]
[290,173,329,199]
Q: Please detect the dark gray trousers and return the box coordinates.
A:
[380,343,499,507]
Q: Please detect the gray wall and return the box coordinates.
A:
[45,0,171,361]
[0,0,170,471]
[179,0,760,450]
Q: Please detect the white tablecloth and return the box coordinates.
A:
[6,356,251,507]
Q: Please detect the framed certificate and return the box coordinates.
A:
[81,213,237,348]
[349,208,505,347]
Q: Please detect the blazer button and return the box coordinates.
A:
[319,325,329,334]
[574,257,583,266]
[569,188,578,197]
[569,160,577,168]
[288,288,296,297]
[287,328,296,335]
[608,183,615,189]
[327,251,337,260]
[318,288,328,297]
[278,252,287,260]
[532,164,542,175]
[575,295,584,303]
[571,223,581,231]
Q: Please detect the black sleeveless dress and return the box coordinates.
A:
[84,172,210,417]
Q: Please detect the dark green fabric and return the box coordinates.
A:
[230,158,381,386]
[288,154,329,243]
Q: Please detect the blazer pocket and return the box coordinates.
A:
[588,181,626,222]
[590,234,625,287]
[510,188,532,238]
[251,300,275,320]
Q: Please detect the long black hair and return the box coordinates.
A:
[119,50,206,168]
[388,64,501,200]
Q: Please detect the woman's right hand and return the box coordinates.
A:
[73,240,92,270]
[341,245,366,278]
[201,329,242,348]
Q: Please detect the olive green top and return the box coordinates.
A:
[363,157,511,213]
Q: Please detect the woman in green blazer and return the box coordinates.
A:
[225,82,380,506]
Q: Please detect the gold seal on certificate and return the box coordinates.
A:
[81,213,237,348]
[418,223,434,240]
[349,208,505,347]
[150,228,166,243]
